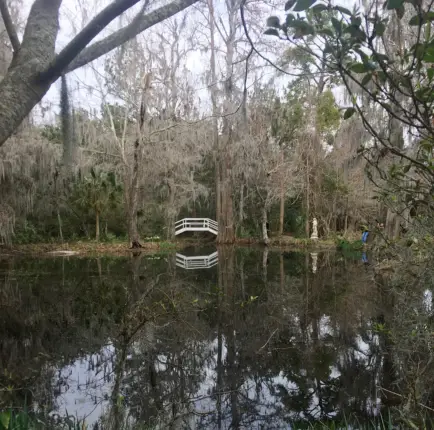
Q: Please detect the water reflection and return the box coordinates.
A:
[176,250,218,270]
[0,248,432,428]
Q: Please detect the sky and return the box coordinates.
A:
[16,0,288,125]
[16,0,355,125]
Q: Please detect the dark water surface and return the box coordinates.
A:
[0,247,432,428]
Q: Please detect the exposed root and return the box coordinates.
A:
[130,240,143,249]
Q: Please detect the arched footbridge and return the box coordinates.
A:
[175,218,218,236]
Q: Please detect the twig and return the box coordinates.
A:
[377,386,434,413]
[240,0,313,78]
[257,328,278,353]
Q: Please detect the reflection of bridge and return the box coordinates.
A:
[176,251,218,270]
[175,218,218,236]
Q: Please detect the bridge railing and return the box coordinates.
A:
[208,219,218,232]
[174,218,218,235]
[176,251,218,269]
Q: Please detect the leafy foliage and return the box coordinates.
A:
[266,0,434,236]
[71,169,122,239]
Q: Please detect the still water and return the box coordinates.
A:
[0,247,432,429]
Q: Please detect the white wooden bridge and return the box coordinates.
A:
[176,251,218,270]
[175,218,218,236]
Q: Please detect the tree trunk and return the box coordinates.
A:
[125,72,153,249]
[95,209,100,241]
[0,0,199,146]
[262,205,269,245]
[208,0,231,243]
[279,150,285,236]
[214,0,236,245]
[166,181,176,240]
[127,201,141,248]
[385,209,400,240]
[57,211,63,243]
[0,0,61,146]
[305,155,310,238]
[217,150,235,243]
[239,182,244,237]
[125,163,141,248]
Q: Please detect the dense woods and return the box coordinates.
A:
[0,0,434,426]
[0,0,432,247]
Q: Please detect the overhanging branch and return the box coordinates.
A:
[42,0,146,81]
[0,0,20,53]
[65,0,200,74]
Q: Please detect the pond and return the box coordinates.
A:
[0,247,432,429]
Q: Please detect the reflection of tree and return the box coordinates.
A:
[1,249,433,427]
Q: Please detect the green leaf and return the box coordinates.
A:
[409,11,434,25]
[264,28,280,37]
[351,16,362,26]
[291,20,316,36]
[323,42,334,53]
[344,25,367,41]
[293,0,317,12]
[427,67,434,80]
[350,62,369,73]
[399,75,412,89]
[331,17,342,33]
[386,0,404,9]
[374,21,386,36]
[361,73,373,85]
[409,14,423,25]
[374,52,390,63]
[286,13,295,25]
[420,139,434,151]
[266,16,280,28]
[0,412,11,429]
[413,43,426,60]
[334,5,352,15]
[312,3,328,12]
[318,28,334,37]
[344,107,356,119]
[377,71,387,83]
[423,47,434,62]
[285,0,297,10]
[355,47,369,62]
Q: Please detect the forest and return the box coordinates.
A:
[0,0,433,427]
[0,0,431,248]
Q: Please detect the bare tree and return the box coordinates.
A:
[100,16,209,245]
[0,0,199,147]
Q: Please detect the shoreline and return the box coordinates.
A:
[0,236,358,257]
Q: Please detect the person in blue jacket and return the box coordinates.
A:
[361,226,369,244]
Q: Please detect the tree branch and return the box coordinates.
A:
[240,0,301,78]
[0,0,20,53]
[42,0,146,81]
[65,0,200,74]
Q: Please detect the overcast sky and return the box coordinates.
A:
[18,0,229,123]
[18,0,352,124]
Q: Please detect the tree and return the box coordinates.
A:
[0,0,199,146]
[72,169,122,241]
[100,17,208,246]
[266,0,434,238]
[206,0,270,243]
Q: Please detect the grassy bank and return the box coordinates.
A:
[0,240,180,257]
[0,235,366,257]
